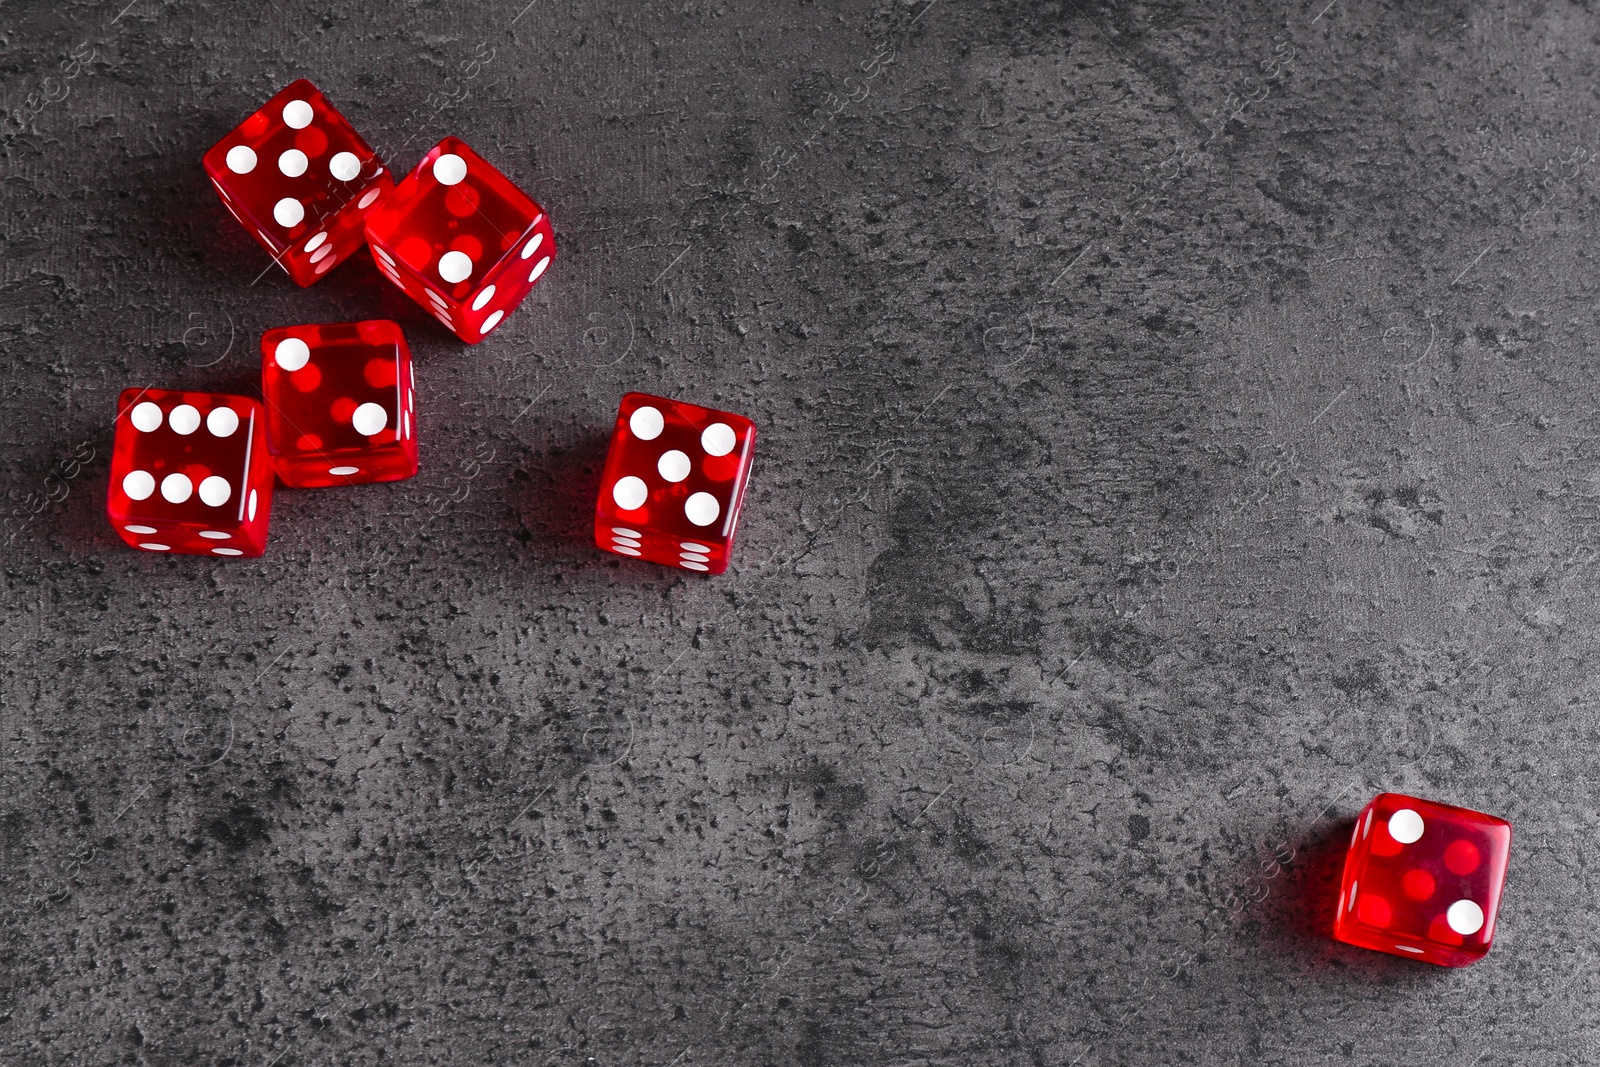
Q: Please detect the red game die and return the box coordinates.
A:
[363,137,555,343]
[1333,792,1512,966]
[261,319,418,488]
[594,392,756,574]
[203,79,394,287]
[106,388,273,557]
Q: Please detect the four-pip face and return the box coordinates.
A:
[106,388,273,557]
[1334,792,1512,967]
[261,319,418,488]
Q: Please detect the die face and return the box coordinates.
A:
[594,393,756,574]
[203,79,394,287]
[1334,793,1511,967]
[364,137,555,343]
[106,388,272,557]
[261,320,419,488]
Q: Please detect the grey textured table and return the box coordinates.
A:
[3,1,1595,1063]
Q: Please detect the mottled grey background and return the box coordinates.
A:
[3,0,1598,1063]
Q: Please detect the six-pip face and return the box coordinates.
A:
[106,387,273,557]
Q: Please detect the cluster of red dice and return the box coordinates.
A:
[106,79,756,573]
[104,81,1511,963]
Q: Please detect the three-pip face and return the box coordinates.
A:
[261,319,418,488]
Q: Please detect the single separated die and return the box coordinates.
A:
[1334,792,1512,966]
[203,78,394,286]
[107,388,273,557]
[594,392,756,574]
[261,319,418,488]
[363,137,555,343]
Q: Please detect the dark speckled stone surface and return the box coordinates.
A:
[4,1,1599,1063]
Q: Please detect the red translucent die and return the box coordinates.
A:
[106,388,273,557]
[594,392,756,574]
[363,137,555,343]
[261,319,419,488]
[1333,792,1512,967]
[203,79,394,286]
